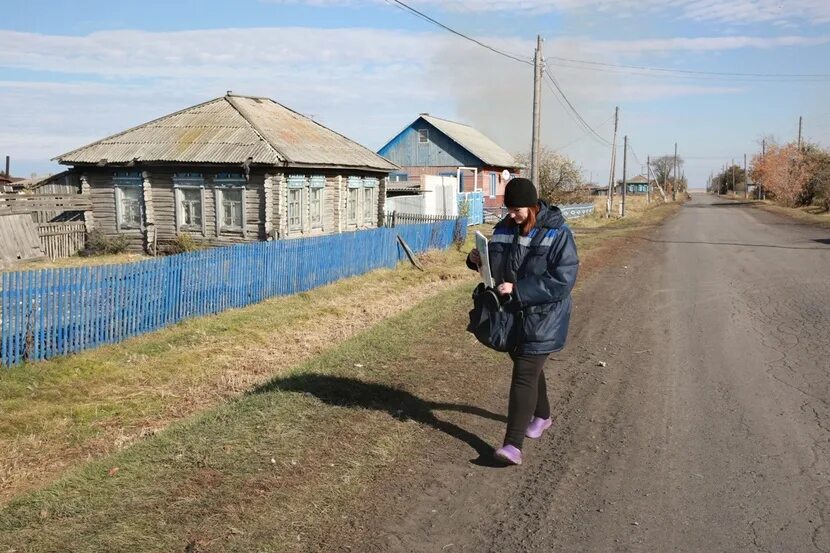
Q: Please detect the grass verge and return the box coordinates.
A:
[755,201,830,229]
[0,247,474,503]
[0,282,502,552]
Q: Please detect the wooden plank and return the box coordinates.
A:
[0,214,45,266]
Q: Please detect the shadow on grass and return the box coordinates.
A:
[253,373,507,467]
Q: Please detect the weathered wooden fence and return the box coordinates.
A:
[37,222,86,260]
[0,219,465,367]
[0,194,91,216]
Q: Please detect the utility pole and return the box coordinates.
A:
[672,143,678,201]
[620,135,628,217]
[646,155,651,204]
[761,139,766,200]
[743,153,748,199]
[731,158,735,194]
[798,115,803,151]
[606,106,619,217]
[530,35,543,193]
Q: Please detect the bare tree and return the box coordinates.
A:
[649,155,685,195]
[516,147,583,202]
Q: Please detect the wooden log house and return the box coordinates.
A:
[54,93,398,253]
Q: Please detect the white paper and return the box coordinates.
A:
[474,231,494,288]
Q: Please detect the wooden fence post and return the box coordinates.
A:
[80,174,95,234]
[141,171,156,255]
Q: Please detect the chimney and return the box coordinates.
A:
[4,155,8,177]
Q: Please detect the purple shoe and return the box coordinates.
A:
[494,445,523,465]
[525,417,552,439]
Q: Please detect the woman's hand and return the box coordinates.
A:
[468,248,481,266]
[496,282,514,296]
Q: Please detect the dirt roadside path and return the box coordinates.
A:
[339,193,830,552]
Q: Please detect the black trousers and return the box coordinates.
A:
[504,352,551,449]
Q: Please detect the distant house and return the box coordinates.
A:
[0,173,24,194]
[617,174,651,195]
[378,114,520,207]
[55,93,398,253]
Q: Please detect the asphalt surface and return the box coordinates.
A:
[360,194,830,553]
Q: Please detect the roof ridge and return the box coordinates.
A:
[53,97,227,162]
[223,95,288,164]
[421,114,473,128]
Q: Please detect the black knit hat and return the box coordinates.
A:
[503,178,538,207]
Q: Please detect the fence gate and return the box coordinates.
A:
[457,191,484,226]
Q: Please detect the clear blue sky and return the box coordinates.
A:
[3,0,830,188]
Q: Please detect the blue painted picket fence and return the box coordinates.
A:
[0,220,464,367]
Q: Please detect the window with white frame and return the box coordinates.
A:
[180,189,202,228]
[363,178,378,223]
[287,175,306,231]
[173,174,204,233]
[113,172,143,231]
[418,128,429,143]
[221,189,244,228]
[309,176,325,228]
[214,173,246,233]
[347,177,361,223]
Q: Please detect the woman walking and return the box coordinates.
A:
[467,178,579,465]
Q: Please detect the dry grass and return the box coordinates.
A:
[0,283,502,552]
[755,200,830,228]
[568,194,671,229]
[4,252,149,273]
[0,247,475,504]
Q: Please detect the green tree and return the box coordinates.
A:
[713,165,746,195]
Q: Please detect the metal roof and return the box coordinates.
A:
[55,94,398,172]
[419,115,518,168]
[625,174,650,184]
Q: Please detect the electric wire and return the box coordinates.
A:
[553,114,616,152]
[543,67,612,147]
[383,0,532,65]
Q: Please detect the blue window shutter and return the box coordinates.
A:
[287,175,307,189]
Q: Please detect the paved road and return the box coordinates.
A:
[364,194,830,552]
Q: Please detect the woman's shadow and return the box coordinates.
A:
[252,373,506,466]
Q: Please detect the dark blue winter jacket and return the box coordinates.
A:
[468,202,579,354]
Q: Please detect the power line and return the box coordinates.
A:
[553,114,615,151]
[626,140,643,168]
[543,68,612,147]
[383,0,532,65]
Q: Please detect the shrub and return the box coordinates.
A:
[167,233,200,255]
[82,230,129,256]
